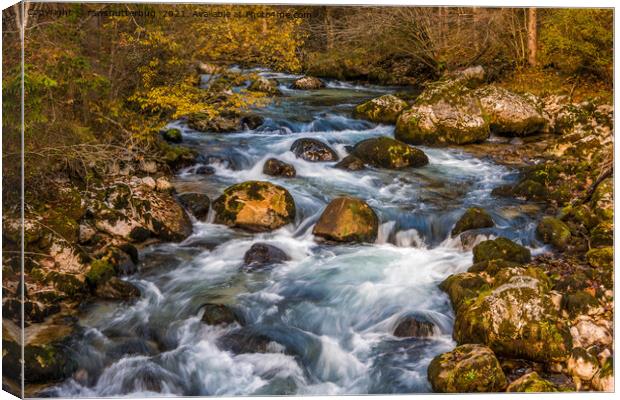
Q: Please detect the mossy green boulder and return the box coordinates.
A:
[451,207,494,237]
[427,344,507,392]
[353,94,408,124]
[162,128,182,143]
[590,222,613,247]
[248,76,281,96]
[536,216,571,250]
[586,246,613,269]
[351,137,429,169]
[213,181,296,232]
[472,237,531,264]
[313,197,379,243]
[440,272,489,311]
[506,372,558,392]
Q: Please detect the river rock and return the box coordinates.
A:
[351,137,428,169]
[218,329,276,354]
[162,128,182,143]
[263,158,296,177]
[178,192,210,220]
[586,247,613,269]
[591,358,614,391]
[475,86,547,136]
[187,110,242,133]
[290,138,339,162]
[570,315,612,348]
[95,277,140,300]
[248,76,281,96]
[212,181,296,232]
[451,207,494,237]
[195,165,216,175]
[243,243,290,270]
[427,344,507,393]
[440,272,489,311]
[506,371,558,392]
[472,237,531,264]
[393,315,437,338]
[353,94,408,124]
[313,197,379,243]
[334,155,365,171]
[201,303,242,326]
[567,347,600,382]
[290,76,325,90]
[536,216,571,249]
[453,267,572,362]
[590,221,613,247]
[240,114,264,130]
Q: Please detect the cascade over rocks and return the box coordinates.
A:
[313,197,379,243]
[354,94,408,124]
[351,136,428,169]
[427,344,507,393]
[212,181,296,232]
[290,138,339,162]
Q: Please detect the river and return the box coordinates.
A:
[48,69,544,396]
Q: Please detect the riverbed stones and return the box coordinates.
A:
[248,76,281,96]
[243,243,290,270]
[178,192,210,220]
[263,158,296,177]
[201,303,242,326]
[290,138,339,162]
[354,94,408,124]
[212,181,296,232]
[475,86,546,136]
[451,207,494,237]
[313,197,379,243]
[393,315,437,338]
[335,155,365,171]
[427,344,507,393]
[536,216,571,250]
[506,372,558,392]
[351,137,428,169]
[290,76,325,90]
[472,237,531,264]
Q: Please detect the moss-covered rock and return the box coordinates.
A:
[453,268,572,362]
[427,344,507,392]
[590,177,613,222]
[472,237,531,264]
[510,179,548,201]
[590,222,613,247]
[467,259,521,275]
[85,258,115,286]
[212,181,296,232]
[290,76,325,90]
[451,207,494,237]
[536,216,571,250]
[162,128,182,143]
[562,290,598,317]
[187,111,242,133]
[313,197,379,243]
[248,76,281,96]
[351,137,428,169]
[353,94,408,124]
[506,372,558,392]
[475,86,546,136]
[586,247,613,269]
[290,138,339,162]
[440,272,489,311]
[263,158,296,177]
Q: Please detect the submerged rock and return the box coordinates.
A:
[243,243,290,270]
[354,94,408,124]
[290,76,325,90]
[212,181,296,232]
[451,207,494,237]
[313,197,379,243]
[393,315,437,338]
[472,237,531,264]
[262,158,296,177]
[506,372,558,392]
[351,137,428,169]
[536,216,571,250]
[290,138,339,162]
[218,329,278,354]
[201,303,242,326]
[178,192,211,221]
[427,344,507,392]
[334,155,366,171]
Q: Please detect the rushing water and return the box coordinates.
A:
[49,70,545,397]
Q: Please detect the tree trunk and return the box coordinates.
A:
[527,7,537,67]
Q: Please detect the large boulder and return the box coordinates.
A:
[263,158,296,177]
[351,137,429,169]
[353,94,408,124]
[313,197,379,243]
[440,272,489,311]
[506,372,558,392]
[243,243,290,271]
[536,216,571,250]
[248,76,282,96]
[451,207,494,237]
[290,138,339,162]
[453,267,572,362]
[212,181,296,232]
[472,237,531,264]
[475,86,546,136]
[290,76,325,90]
[427,344,507,392]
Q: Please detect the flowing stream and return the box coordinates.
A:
[49,70,544,397]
